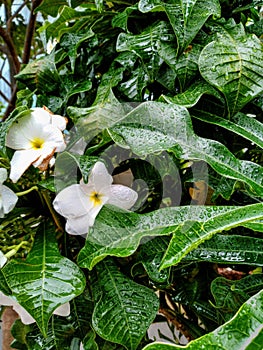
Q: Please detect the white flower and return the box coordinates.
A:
[0,168,18,218]
[46,38,58,54]
[0,291,70,324]
[53,161,138,235]
[6,107,67,182]
[0,251,7,268]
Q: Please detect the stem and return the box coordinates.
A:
[0,26,20,74]
[4,241,30,259]
[16,185,38,197]
[22,0,43,64]
[41,190,64,233]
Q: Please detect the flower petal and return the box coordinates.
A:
[12,303,36,324]
[0,251,7,268]
[65,214,93,235]
[108,184,138,210]
[6,109,66,152]
[1,185,18,214]
[0,292,15,306]
[0,292,35,324]
[31,107,53,124]
[6,111,50,150]
[88,161,113,192]
[54,302,70,316]
[0,168,7,184]
[51,114,67,131]
[86,201,105,226]
[53,184,92,219]
[9,149,42,182]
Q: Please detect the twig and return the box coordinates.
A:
[159,307,193,342]
[22,0,43,64]
[0,26,20,74]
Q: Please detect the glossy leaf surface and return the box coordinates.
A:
[91,259,159,350]
[183,234,263,266]
[199,21,263,116]
[211,274,263,322]
[78,203,263,270]
[1,223,86,336]
[111,102,263,196]
[142,290,263,349]
[138,0,221,54]
[192,111,263,149]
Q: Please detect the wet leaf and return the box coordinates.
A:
[117,21,174,82]
[91,258,159,350]
[211,274,263,322]
[111,102,263,196]
[138,0,221,54]
[78,203,263,270]
[183,234,263,266]
[161,80,224,108]
[1,222,86,336]
[142,289,263,350]
[192,111,263,149]
[199,20,263,116]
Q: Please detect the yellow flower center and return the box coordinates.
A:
[90,191,103,206]
[31,138,45,150]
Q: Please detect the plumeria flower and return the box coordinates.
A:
[53,161,138,235]
[0,250,7,268]
[46,38,58,54]
[0,168,18,218]
[6,107,67,183]
[0,291,70,324]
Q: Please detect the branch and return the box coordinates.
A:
[0,89,11,104]
[0,26,20,74]
[7,1,29,30]
[22,0,43,64]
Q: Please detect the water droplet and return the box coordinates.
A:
[211,66,216,72]
[225,72,229,81]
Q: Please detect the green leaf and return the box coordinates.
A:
[183,234,263,266]
[211,274,263,322]
[173,44,202,90]
[42,6,93,40]
[0,269,12,295]
[91,259,159,350]
[54,151,98,191]
[67,89,130,143]
[60,31,95,72]
[15,56,61,93]
[192,111,263,150]
[160,80,224,107]
[18,316,75,350]
[111,102,263,196]
[137,237,170,283]
[77,204,263,270]
[35,0,68,17]
[199,21,263,116]
[161,203,263,269]
[82,329,99,350]
[138,0,221,54]
[243,220,263,232]
[117,21,175,82]
[112,5,138,31]
[142,290,263,350]
[1,222,86,336]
